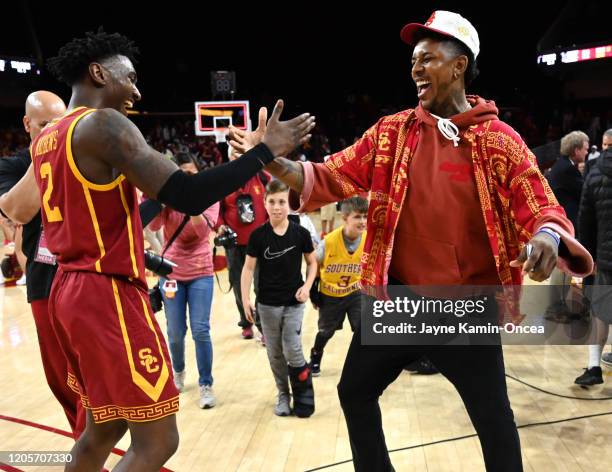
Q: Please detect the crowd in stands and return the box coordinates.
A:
[3,97,612,163]
[0,126,29,156]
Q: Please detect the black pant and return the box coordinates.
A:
[337,329,523,472]
[226,245,260,330]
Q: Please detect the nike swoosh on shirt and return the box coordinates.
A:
[264,246,296,260]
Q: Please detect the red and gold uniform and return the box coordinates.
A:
[31,107,178,423]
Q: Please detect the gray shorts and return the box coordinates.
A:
[320,203,337,221]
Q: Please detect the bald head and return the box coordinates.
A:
[23,91,66,140]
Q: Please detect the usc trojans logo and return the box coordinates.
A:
[457,26,470,38]
[139,348,160,373]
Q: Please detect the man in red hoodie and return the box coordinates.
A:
[230,11,593,472]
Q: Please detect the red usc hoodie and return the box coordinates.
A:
[390,96,501,285]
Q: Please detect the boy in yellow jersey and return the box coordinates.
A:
[310,196,368,376]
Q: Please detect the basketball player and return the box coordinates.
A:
[30,29,314,472]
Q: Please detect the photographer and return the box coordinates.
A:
[217,145,268,339]
[148,152,219,409]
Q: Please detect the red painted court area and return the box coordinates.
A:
[0,415,174,472]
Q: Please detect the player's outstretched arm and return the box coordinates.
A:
[72,100,314,215]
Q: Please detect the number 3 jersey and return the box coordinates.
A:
[319,226,366,297]
[31,107,147,289]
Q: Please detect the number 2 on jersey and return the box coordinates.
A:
[40,162,63,222]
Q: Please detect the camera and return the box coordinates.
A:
[149,285,164,313]
[144,250,177,278]
[236,194,255,224]
[144,251,178,314]
[214,227,238,249]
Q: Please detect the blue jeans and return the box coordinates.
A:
[160,275,214,386]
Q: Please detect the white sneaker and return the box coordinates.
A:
[173,370,186,392]
[199,385,216,409]
[16,274,26,286]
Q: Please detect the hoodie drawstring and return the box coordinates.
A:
[430,113,460,147]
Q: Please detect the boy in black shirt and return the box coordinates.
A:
[241,180,317,417]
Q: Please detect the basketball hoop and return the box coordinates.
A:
[214,128,228,144]
[194,101,251,141]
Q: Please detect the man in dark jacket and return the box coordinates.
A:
[546,130,590,317]
[575,147,612,385]
[585,128,612,176]
[548,130,589,227]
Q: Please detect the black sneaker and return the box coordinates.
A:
[310,348,322,377]
[574,367,604,386]
[404,357,439,375]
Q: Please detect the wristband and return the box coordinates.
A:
[535,227,560,247]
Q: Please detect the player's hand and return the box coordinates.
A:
[244,300,256,324]
[261,100,315,157]
[295,285,310,303]
[228,107,267,154]
[510,232,558,282]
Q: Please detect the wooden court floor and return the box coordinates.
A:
[2,248,612,471]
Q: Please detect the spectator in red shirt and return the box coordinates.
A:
[217,145,269,338]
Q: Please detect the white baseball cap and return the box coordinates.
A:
[400,10,480,59]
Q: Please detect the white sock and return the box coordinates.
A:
[588,344,604,369]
